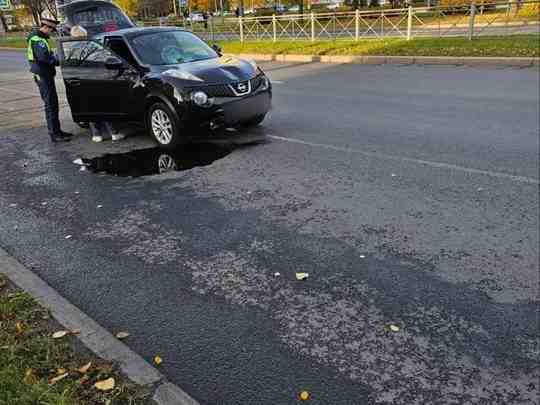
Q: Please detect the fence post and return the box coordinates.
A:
[210,15,214,42]
[239,16,244,42]
[407,6,412,40]
[311,12,315,41]
[273,14,277,42]
[468,2,476,40]
[355,9,360,41]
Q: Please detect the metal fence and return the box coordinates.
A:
[143,0,539,41]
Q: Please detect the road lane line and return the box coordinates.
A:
[269,135,539,185]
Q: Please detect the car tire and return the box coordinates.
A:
[147,102,182,149]
[241,114,266,128]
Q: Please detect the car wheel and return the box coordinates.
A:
[242,114,266,128]
[147,102,181,149]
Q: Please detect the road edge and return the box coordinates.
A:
[233,53,540,67]
[2,47,538,66]
[0,246,200,405]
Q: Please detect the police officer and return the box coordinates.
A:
[27,12,72,143]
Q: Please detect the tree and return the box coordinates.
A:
[114,0,138,16]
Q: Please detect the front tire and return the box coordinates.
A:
[147,102,181,149]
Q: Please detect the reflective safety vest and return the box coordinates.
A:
[27,35,51,62]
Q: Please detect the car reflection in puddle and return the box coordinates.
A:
[76,143,233,178]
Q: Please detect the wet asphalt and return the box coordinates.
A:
[0,51,539,404]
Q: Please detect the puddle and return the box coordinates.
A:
[76,144,233,177]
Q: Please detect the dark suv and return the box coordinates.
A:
[57,2,272,148]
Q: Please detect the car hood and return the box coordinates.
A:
[155,56,257,85]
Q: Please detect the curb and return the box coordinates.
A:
[0,246,199,405]
[2,47,538,66]
[231,53,540,67]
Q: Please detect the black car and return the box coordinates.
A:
[57,3,272,148]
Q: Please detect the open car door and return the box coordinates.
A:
[58,38,140,123]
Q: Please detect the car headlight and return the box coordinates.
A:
[191,91,212,107]
[163,69,204,82]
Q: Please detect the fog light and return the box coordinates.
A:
[191,91,209,106]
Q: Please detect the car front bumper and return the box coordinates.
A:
[180,88,272,131]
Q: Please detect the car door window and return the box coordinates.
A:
[61,40,120,80]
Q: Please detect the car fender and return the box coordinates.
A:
[144,92,182,126]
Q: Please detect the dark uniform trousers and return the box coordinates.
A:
[34,73,61,135]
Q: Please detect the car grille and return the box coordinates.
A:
[191,75,265,98]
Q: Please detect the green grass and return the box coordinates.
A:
[2,34,538,57]
[0,274,151,405]
[218,35,540,57]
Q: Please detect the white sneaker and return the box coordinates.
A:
[92,135,103,143]
[111,133,126,141]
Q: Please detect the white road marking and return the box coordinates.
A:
[270,80,284,84]
[269,135,539,185]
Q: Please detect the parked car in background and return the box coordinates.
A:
[187,12,205,22]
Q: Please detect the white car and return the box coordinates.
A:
[187,13,205,22]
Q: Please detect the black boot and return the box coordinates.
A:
[50,132,71,143]
[59,130,73,138]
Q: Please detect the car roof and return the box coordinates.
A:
[94,26,187,39]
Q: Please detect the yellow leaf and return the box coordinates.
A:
[77,362,92,374]
[295,272,309,281]
[116,331,130,340]
[300,390,310,400]
[50,372,69,385]
[389,324,400,332]
[15,322,24,334]
[154,356,163,365]
[94,377,115,391]
[24,369,38,385]
[57,368,67,375]
[52,330,69,339]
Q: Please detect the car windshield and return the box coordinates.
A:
[130,31,218,65]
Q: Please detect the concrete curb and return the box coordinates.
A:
[2,47,538,66]
[0,246,199,405]
[232,53,540,67]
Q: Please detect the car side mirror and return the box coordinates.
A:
[212,44,222,56]
[105,56,124,70]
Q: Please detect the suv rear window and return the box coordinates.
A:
[72,5,132,34]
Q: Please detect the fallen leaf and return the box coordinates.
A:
[94,377,115,391]
[116,332,130,340]
[359,255,366,259]
[97,205,103,208]
[52,330,69,339]
[24,369,38,385]
[74,191,80,195]
[73,158,84,165]
[50,372,69,385]
[41,202,47,206]
[15,322,24,334]
[295,272,309,281]
[65,235,72,239]
[0,345,10,350]
[274,272,281,277]
[71,329,81,335]
[77,362,92,374]
[154,356,163,365]
[300,390,310,400]
[391,173,397,177]
[57,368,67,375]
[389,324,400,332]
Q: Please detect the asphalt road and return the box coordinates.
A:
[0,51,539,404]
